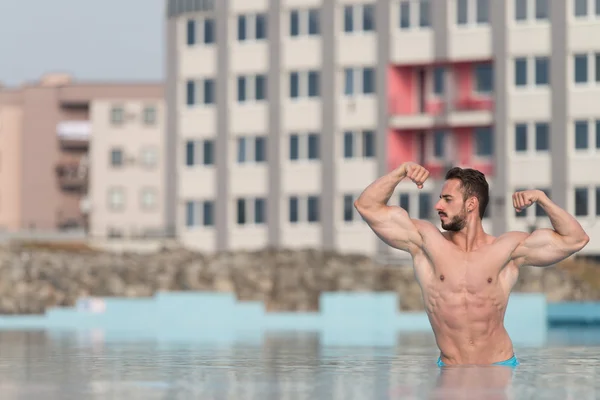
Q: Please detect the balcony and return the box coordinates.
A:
[56,156,88,191]
[388,95,493,130]
[57,121,90,150]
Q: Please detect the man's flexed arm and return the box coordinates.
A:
[511,190,590,267]
[354,162,430,255]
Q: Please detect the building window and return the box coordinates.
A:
[535,57,549,85]
[515,58,527,86]
[595,53,600,82]
[237,136,268,164]
[110,149,123,166]
[535,0,549,19]
[289,133,320,161]
[289,196,299,223]
[344,4,375,33]
[203,140,214,165]
[575,0,588,17]
[290,10,300,36]
[596,120,600,149]
[289,70,320,99]
[140,188,157,210]
[515,123,529,152]
[291,9,320,36]
[574,54,588,83]
[574,187,588,216]
[110,107,124,124]
[185,140,214,166]
[204,18,215,44]
[400,1,410,29]
[363,68,375,94]
[185,200,215,227]
[254,198,266,224]
[186,81,195,106]
[237,75,268,102]
[344,68,354,95]
[108,188,125,211]
[535,123,549,151]
[363,4,375,30]
[203,201,214,226]
[515,0,527,20]
[308,9,320,34]
[343,67,376,96]
[343,130,376,158]
[140,148,158,167]
[475,127,493,156]
[237,198,246,224]
[187,19,196,45]
[419,192,431,219]
[596,187,600,216]
[186,79,215,106]
[433,130,445,158]
[419,0,431,27]
[344,5,354,32]
[344,131,354,158]
[399,193,410,214]
[433,67,445,95]
[307,196,320,222]
[474,64,493,93]
[343,194,355,222]
[308,71,320,97]
[457,0,468,25]
[256,75,267,100]
[476,0,489,23]
[143,106,156,125]
[575,120,589,149]
[256,14,267,40]
[363,130,375,157]
[308,134,320,159]
[204,79,215,104]
[237,15,247,40]
[289,135,299,160]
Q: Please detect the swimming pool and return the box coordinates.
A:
[0,327,598,399]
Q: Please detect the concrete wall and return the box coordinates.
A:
[0,291,548,347]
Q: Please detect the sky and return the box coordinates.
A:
[0,0,164,87]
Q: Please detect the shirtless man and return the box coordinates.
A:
[354,162,590,366]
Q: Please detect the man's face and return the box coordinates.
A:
[435,179,468,232]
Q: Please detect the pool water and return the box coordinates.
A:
[0,328,598,399]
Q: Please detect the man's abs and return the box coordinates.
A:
[424,290,514,365]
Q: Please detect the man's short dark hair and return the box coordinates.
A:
[444,167,489,219]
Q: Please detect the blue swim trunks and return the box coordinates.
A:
[437,354,519,367]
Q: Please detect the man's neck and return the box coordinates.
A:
[447,219,487,252]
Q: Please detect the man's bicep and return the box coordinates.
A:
[511,229,571,267]
[362,206,424,253]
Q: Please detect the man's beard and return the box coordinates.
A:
[440,210,467,232]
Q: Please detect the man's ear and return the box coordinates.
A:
[467,196,479,213]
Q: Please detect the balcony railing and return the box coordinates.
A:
[56,156,88,191]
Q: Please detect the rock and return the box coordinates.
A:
[0,245,595,315]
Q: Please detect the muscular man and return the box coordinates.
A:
[354,162,589,366]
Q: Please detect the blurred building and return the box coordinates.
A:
[165,0,599,257]
[88,95,166,239]
[0,74,164,237]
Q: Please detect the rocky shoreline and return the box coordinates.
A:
[0,243,597,315]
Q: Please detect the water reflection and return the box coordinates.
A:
[0,329,595,399]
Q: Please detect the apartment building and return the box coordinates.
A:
[0,74,164,236]
[166,0,600,257]
[88,92,165,239]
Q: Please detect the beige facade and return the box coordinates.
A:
[88,98,165,239]
[0,74,164,236]
[166,0,600,259]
